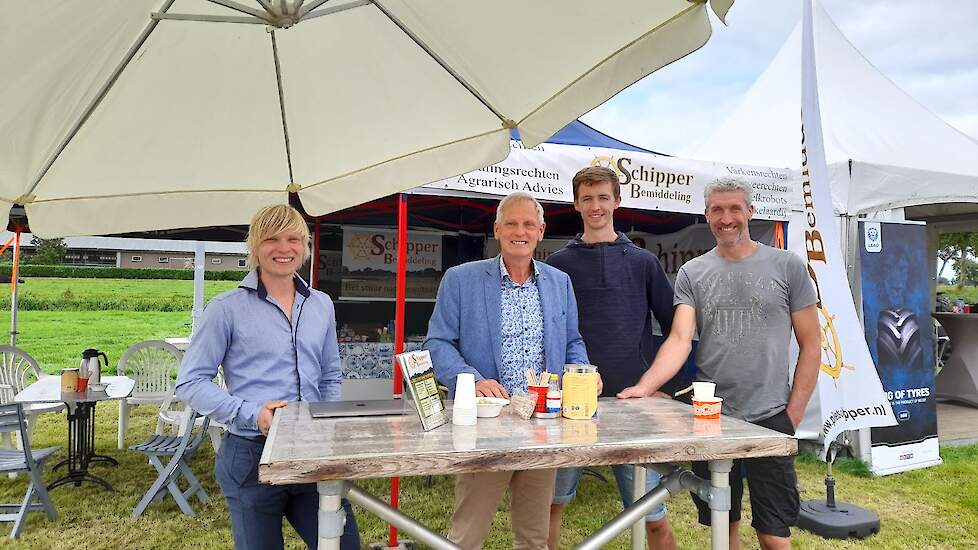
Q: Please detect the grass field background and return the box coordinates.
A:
[0,277,974,549]
[937,284,978,304]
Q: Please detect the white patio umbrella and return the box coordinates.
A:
[3,2,738,545]
[1,0,734,238]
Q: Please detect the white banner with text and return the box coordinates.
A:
[799,0,896,452]
[423,142,793,221]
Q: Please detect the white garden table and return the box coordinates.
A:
[16,375,135,491]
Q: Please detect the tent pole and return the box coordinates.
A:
[191,242,206,337]
[389,193,408,548]
[10,231,21,346]
[311,217,321,289]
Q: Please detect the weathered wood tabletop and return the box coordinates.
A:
[260,397,796,485]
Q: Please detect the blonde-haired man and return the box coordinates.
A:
[176,204,360,550]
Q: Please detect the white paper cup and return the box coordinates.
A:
[692,382,716,399]
[453,373,478,426]
[452,406,477,426]
[452,423,477,450]
[453,373,477,407]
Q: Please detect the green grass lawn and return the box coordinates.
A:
[0,278,975,548]
[0,277,237,371]
[0,403,975,549]
[13,277,238,303]
[3,310,192,373]
[5,278,240,312]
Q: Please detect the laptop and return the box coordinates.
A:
[309,399,409,419]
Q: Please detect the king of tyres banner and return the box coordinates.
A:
[859,221,941,475]
[799,0,896,452]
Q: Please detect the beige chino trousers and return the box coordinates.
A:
[447,469,556,550]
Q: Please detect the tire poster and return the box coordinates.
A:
[859,221,942,475]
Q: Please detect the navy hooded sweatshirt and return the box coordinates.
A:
[546,233,679,397]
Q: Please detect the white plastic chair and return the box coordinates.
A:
[0,346,65,443]
[117,341,183,450]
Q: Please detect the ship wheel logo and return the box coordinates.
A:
[346,235,373,261]
[590,155,626,184]
[818,304,855,379]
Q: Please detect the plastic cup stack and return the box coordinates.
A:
[692,381,716,399]
[452,373,478,426]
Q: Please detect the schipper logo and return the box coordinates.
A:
[590,155,694,204]
[346,234,372,261]
[346,233,440,267]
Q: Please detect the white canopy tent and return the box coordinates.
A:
[675,1,978,462]
[682,1,978,218]
[1,0,735,238]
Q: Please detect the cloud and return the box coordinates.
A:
[587,0,978,153]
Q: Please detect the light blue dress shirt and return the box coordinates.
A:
[498,257,546,395]
[175,270,342,437]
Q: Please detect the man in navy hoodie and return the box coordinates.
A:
[546,166,678,550]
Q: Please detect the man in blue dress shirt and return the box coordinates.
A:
[424,191,590,549]
[176,204,359,550]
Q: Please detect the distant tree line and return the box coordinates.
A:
[939,232,978,287]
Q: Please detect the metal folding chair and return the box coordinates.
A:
[0,398,59,539]
[130,408,211,518]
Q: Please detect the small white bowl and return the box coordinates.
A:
[476,397,509,418]
[88,383,108,392]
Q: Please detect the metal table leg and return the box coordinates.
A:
[708,459,733,550]
[632,464,646,550]
[314,479,466,550]
[47,402,116,491]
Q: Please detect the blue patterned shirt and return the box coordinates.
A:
[498,257,547,395]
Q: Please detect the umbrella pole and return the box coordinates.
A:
[10,230,21,346]
[312,217,321,288]
[389,193,408,548]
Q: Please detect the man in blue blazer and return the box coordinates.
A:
[424,191,589,550]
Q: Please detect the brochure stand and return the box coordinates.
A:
[395,350,448,431]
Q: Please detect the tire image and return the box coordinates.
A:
[878,308,922,369]
[876,308,927,443]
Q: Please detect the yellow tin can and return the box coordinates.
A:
[61,368,79,393]
[561,364,598,419]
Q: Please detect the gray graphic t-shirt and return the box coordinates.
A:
[674,243,817,422]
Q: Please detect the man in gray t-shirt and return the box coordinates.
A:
[674,243,817,423]
[618,176,821,550]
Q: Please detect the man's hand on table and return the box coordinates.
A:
[475,379,509,398]
[617,383,652,399]
[258,400,288,435]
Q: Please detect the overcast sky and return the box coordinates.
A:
[583,0,978,155]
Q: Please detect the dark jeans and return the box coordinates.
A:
[216,433,360,550]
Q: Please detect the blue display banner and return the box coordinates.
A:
[859,221,941,475]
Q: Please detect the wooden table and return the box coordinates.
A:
[260,397,796,550]
[934,312,978,407]
[16,375,135,491]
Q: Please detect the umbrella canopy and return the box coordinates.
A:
[2,0,733,237]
